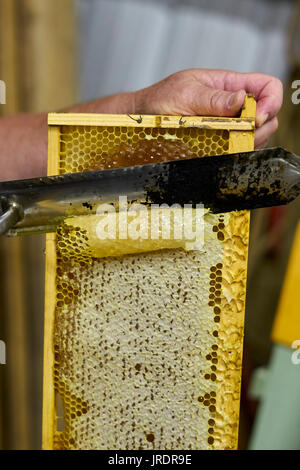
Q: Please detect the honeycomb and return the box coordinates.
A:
[59,125,229,173]
[44,113,253,450]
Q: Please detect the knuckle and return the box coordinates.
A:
[209,90,224,111]
[274,77,283,93]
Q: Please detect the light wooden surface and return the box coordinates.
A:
[42,233,57,451]
[48,112,255,130]
[222,94,256,449]
[228,94,256,153]
[42,126,61,450]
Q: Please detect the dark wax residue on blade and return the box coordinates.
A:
[1,146,300,236]
[144,147,300,213]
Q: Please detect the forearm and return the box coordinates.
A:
[0,92,135,182]
[0,113,48,182]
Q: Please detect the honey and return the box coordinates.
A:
[60,126,229,174]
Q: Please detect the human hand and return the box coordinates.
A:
[134,69,283,149]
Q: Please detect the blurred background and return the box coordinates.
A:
[0,0,300,450]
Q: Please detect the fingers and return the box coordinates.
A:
[190,85,246,116]
[192,69,283,125]
[254,79,283,128]
[222,71,283,126]
[254,116,278,148]
[190,70,282,144]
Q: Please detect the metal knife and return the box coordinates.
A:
[0,147,299,236]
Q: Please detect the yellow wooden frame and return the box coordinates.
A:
[48,112,254,130]
[43,98,256,450]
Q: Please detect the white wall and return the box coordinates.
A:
[76,0,292,101]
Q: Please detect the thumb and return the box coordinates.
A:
[194,86,246,117]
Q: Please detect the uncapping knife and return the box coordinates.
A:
[0,147,299,236]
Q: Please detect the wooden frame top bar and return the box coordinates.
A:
[48,113,255,130]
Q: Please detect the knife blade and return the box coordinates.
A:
[0,147,299,236]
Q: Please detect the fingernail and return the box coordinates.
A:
[228,91,242,109]
[257,113,269,127]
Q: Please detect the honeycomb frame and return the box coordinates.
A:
[43,100,256,450]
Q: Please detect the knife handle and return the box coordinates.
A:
[0,201,23,236]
